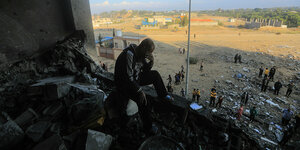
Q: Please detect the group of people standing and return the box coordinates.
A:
[259,66,294,97]
[234,53,242,63]
[178,48,186,54]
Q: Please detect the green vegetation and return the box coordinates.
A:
[199,7,300,28]
[180,16,188,27]
[189,57,198,64]
[218,21,224,26]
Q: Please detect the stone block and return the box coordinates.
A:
[32,134,67,150]
[25,121,51,142]
[28,76,75,101]
[0,120,24,150]
[85,129,112,150]
[14,108,39,129]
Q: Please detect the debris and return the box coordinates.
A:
[14,108,39,128]
[28,76,75,101]
[0,120,24,149]
[32,134,67,150]
[190,103,203,110]
[85,129,112,150]
[260,137,278,145]
[139,136,185,150]
[26,121,51,142]
[126,99,138,116]
[243,67,250,72]
[212,109,217,113]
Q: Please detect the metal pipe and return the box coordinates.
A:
[185,0,191,99]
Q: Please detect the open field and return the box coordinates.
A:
[91,15,300,101]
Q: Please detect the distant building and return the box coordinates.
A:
[96,30,147,59]
[92,17,113,28]
[228,18,235,22]
[190,19,218,26]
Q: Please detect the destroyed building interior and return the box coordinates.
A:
[0,0,299,150]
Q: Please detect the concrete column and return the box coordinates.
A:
[69,0,96,52]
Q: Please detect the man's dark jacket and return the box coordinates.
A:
[114,44,153,96]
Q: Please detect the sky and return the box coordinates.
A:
[89,0,300,14]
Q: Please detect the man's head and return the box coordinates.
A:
[135,38,155,61]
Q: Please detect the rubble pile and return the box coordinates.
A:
[0,32,296,150]
[205,52,300,149]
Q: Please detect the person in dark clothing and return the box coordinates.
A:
[261,78,266,92]
[215,96,223,108]
[244,92,249,105]
[282,107,293,126]
[196,89,200,102]
[102,63,106,71]
[263,78,270,92]
[234,54,238,63]
[200,61,203,71]
[238,54,242,63]
[175,73,180,85]
[167,75,172,86]
[241,92,249,105]
[274,80,282,95]
[258,66,264,78]
[192,89,196,101]
[114,38,172,132]
[181,88,185,97]
[269,66,276,81]
[181,71,185,81]
[286,83,294,98]
[250,106,257,122]
[279,124,294,146]
[167,84,173,94]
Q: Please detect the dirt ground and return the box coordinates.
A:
[91,16,300,100]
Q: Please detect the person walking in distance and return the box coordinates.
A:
[192,89,196,101]
[167,74,172,86]
[258,66,264,78]
[237,104,244,120]
[196,89,200,103]
[286,83,294,98]
[264,68,269,79]
[274,80,282,95]
[261,78,266,92]
[210,89,217,107]
[250,106,257,122]
[263,77,270,92]
[234,54,238,63]
[215,96,223,108]
[200,61,204,71]
[269,66,276,81]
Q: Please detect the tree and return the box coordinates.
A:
[181,16,188,27]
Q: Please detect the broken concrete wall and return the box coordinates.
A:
[0,0,95,65]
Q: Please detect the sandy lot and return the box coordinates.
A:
[92,17,300,100]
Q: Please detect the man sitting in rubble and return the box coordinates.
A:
[114,38,173,133]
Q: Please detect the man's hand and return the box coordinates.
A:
[137,90,147,105]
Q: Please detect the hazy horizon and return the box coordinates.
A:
[89,0,300,14]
